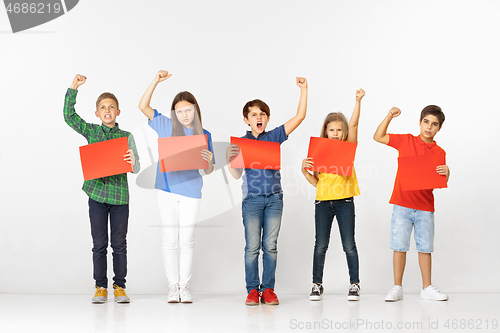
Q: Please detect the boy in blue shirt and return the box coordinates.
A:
[226,77,308,305]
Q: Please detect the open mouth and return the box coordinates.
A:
[104,115,111,119]
[257,121,262,129]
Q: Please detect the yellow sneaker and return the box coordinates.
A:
[92,286,107,304]
[113,284,130,303]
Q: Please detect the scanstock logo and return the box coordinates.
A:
[3,0,79,33]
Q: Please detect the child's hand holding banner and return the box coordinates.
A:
[306,137,357,176]
[230,137,281,170]
[79,137,132,181]
[158,135,208,172]
[398,153,447,191]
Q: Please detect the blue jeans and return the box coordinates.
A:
[88,198,129,288]
[242,192,283,293]
[390,204,434,253]
[313,198,359,284]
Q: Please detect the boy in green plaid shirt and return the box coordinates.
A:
[64,74,140,303]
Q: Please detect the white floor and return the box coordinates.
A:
[0,293,498,332]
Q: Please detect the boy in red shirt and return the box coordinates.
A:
[374,105,450,301]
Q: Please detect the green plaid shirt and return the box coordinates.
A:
[64,88,140,205]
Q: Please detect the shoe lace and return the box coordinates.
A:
[389,286,402,295]
[349,284,359,293]
[95,287,107,297]
[265,289,277,297]
[168,285,179,296]
[250,289,260,297]
[312,284,321,293]
[113,284,127,297]
[425,285,438,293]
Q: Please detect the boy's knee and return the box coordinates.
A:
[262,240,277,254]
[92,243,108,253]
[111,241,127,253]
[245,242,261,255]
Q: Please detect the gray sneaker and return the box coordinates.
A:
[92,286,107,304]
[309,283,323,301]
[113,284,130,303]
[347,284,360,301]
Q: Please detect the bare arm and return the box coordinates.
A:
[226,144,243,179]
[373,107,401,145]
[301,157,318,187]
[348,89,365,143]
[284,77,308,136]
[138,70,172,121]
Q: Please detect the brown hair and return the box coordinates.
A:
[242,99,271,119]
[420,105,445,128]
[171,91,203,137]
[320,112,349,141]
[96,92,119,110]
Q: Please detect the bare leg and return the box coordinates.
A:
[418,252,432,288]
[393,251,406,286]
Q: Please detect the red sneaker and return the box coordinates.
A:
[261,288,279,305]
[245,289,260,306]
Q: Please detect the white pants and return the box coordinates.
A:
[157,190,201,288]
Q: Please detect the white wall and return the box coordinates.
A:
[1,0,499,295]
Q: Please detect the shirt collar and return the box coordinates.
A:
[245,130,266,140]
[416,134,437,148]
[101,123,119,132]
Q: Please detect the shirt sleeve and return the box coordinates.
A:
[63,88,92,138]
[205,130,216,164]
[268,124,288,144]
[387,134,402,150]
[127,133,141,174]
[148,109,172,135]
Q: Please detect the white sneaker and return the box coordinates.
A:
[420,285,448,301]
[167,285,180,303]
[180,286,193,303]
[385,285,403,302]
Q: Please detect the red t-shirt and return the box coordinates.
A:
[388,134,446,212]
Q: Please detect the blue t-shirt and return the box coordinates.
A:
[241,125,288,198]
[149,109,214,199]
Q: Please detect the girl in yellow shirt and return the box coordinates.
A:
[301,89,364,302]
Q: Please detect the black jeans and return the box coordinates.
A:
[313,198,359,284]
[88,198,129,288]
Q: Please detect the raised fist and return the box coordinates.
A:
[296,77,307,89]
[70,74,86,90]
[155,70,172,83]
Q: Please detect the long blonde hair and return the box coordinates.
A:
[320,112,349,141]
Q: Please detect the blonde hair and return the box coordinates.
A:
[96,92,119,110]
[320,112,349,141]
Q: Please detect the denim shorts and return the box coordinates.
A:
[390,204,434,253]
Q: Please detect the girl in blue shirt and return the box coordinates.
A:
[139,70,215,303]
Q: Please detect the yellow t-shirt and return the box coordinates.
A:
[315,168,360,200]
